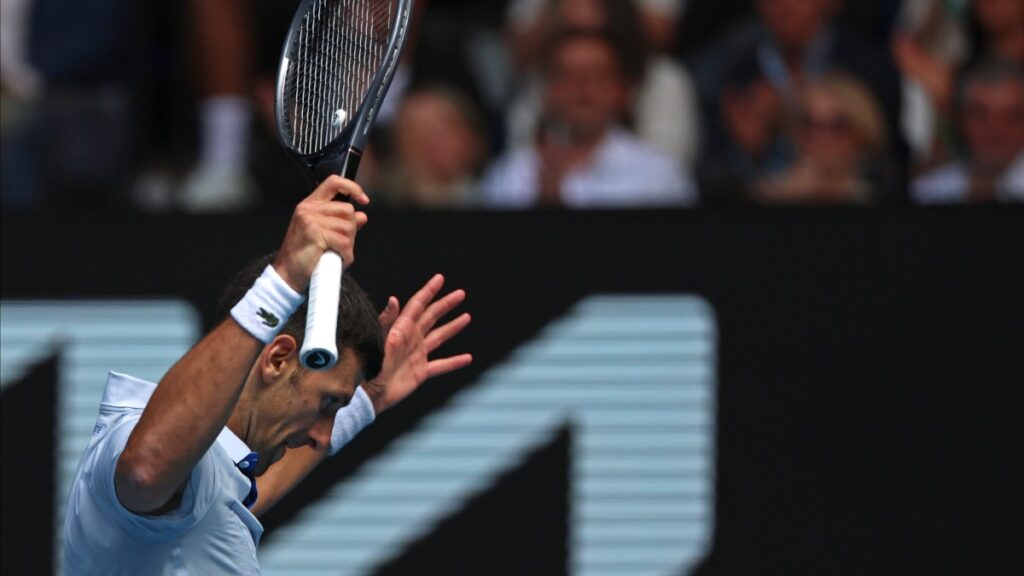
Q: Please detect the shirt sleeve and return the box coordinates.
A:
[89,415,221,542]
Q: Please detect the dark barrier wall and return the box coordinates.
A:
[2,209,1022,574]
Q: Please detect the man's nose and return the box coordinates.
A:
[307,416,333,451]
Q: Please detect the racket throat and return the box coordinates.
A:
[315,147,363,182]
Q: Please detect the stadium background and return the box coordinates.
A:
[2,0,1024,573]
[2,209,1022,574]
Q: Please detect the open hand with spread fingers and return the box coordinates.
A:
[362,274,473,414]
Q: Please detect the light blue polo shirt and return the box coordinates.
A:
[63,372,263,575]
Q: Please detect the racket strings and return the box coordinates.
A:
[284,0,394,154]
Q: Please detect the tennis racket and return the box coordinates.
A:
[275,0,413,370]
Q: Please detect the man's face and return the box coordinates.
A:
[962,79,1024,172]
[756,0,833,52]
[543,37,628,141]
[251,347,364,475]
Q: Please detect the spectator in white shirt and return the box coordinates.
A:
[504,0,700,163]
[482,28,696,208]
[912,59,1024,203]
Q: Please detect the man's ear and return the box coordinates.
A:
[259,334,299,385]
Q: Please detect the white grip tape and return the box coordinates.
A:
[300,250,343,371]
[231,265,305,344]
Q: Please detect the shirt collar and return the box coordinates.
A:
[101,371,158,408]
[100,371,255,466]
[216,427,254,465]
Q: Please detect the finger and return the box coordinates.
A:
[317,214,357,242]
[378,296,400,333]
[426,354,473,379]
[424,313,471,352]
[418,289,466,332]
[316,200,357,218]
[310,175,370,205]
[317,200,370,229]
[309,175,346,201]
[325,230,355,266]
[332,176,370,205]
[401,274,445,320]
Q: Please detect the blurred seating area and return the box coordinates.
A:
[1,0,1021,212]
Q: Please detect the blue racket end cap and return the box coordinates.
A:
[302,349,337,371]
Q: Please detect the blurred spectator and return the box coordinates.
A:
[504,0,700,163]
[693,0,905,204]
[755,72,892,203]
[911,59,1024,203]
[635,0,687,53]
[507,0,690,60]
[894,0,1024,171]
[1,0,143,211]
[0,0,43,98]
[375,85,488,208]
[892,0,970,166]
[175,0,260,213]
[968,0,1024,66]
[481,28,696,208]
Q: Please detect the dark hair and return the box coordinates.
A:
[218,252,384,382]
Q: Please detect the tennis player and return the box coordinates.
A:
[62,176,472,574]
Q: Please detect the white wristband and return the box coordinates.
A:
[230,265,305,343]
[329,386,376,455]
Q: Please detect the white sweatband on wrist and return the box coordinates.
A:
[230,265,305,343]
[329,386,376,455]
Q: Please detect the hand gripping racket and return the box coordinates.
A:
[275,0,413,370]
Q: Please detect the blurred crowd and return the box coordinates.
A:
[1,0,1022,212]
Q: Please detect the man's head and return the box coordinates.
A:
[540,28,633,143]
[219,252,383,473]
[957,59,1024,174]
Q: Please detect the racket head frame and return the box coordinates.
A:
[274,0,413,181]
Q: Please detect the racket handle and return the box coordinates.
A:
[300,250,343,371]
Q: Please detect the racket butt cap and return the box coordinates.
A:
[300,347,338,371]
